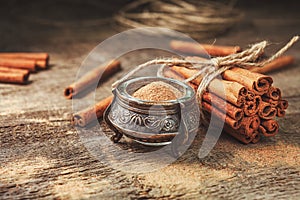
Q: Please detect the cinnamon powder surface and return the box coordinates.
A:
[132,81,182,101]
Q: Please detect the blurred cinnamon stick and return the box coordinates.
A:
[0,66,30,76]
[0,70,30,84]
[250,56,294,74]
[64,60,121,99]
[170,40,241,56]
[0,58,37,72]
[72,96,113,127]
[0,52,50,69]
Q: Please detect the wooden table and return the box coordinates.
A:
[1,1,300,199]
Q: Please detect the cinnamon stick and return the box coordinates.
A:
[170,40,241,56]
[243,95,261,116]
[251,131,261,144]
[0,71,30,84]
[72,96,113,127]
[0,52,49,69]
[239,115,260,137]
[264,87,281,101]
[202,101,241,129]
[223,67,273,95]
[250,56,294,74]
[0,66,30,76]
[0,58,37,72]
[0,52,49,60]
[202,92,243,121]
[258,120,279,137]
[223,125,252,144]
[258,101,277,120]
[276,100,288,117]
[64,60,121,99]
[278,99,288,110]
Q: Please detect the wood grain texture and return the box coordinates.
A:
[0,0,300,199]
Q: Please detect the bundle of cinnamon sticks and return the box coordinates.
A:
[165,40,295,144]
[0,52,49,84]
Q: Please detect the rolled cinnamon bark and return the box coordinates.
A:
[202,92,243,121]
[243,95,261,116]
[250,56,294,74]
[258,120,279,137]
[170,66,247,106]
[64,60,121,99]
[261,96,278,107]
[223,125,252,144]
[0,66,30,76]
[0,52,49,60]
[278,99,288,110]
[276,99,288,117]
[239,115,260,137]
[251,131,261,144]
[223,67,273,95]
[72,96,113,127]
[170,40,241,56]
[276,108,286,117]
[0,71,30,84]
[258,101,277,120]
[202,101,241,129]
[0,52,49,69]
[265,87,281,101]
[0,58,37,72]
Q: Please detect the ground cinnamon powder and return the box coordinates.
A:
[133,81,182,101]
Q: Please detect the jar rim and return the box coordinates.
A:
[115,76,195,105]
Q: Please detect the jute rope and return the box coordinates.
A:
[112,36,299,120]
[114,0,242,39]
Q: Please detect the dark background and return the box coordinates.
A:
[1,1,300,199]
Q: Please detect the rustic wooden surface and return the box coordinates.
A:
[1,1,300,199]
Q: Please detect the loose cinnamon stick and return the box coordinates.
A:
[0,71,30,84]
[202,101,241,129]
[250,56,294,74]
[258,101,277,120]
[72,96,113,127]
[170,40,241,56]
[171,66,247,106]
[0,58,36,72]
[0,66,30,76]
[0,52,49,69]
[202,92,243,121]
[0,52,49,60]
[259,120,279,137]
[64,60,121,99]
[223,67,273,95]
